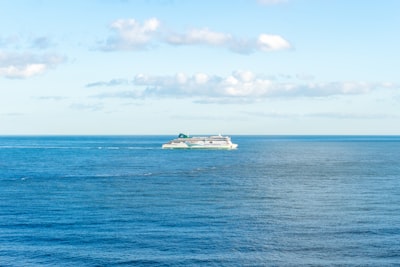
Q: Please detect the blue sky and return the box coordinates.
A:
[1,0,399,135]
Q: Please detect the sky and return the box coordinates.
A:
[1,0,400,135]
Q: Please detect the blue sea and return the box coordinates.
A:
[1,135,400,266]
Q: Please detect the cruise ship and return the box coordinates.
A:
[162,133,238,149]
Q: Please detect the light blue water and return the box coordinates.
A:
[0,136,400,266]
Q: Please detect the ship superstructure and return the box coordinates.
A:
[162,134,238,149]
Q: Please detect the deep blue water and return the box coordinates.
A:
[1,135,400,266]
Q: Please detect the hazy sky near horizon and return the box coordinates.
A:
[1,0,399,135]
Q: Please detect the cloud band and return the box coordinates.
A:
[99,18,291,54]
[88,71,397,100]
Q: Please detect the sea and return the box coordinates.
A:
[0,135,399,266]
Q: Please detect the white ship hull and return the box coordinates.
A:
[162,134,238,150]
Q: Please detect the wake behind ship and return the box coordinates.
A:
[162,133,238,149]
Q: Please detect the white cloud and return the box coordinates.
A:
[257,34,291,51]
[0,64,46,78]
[99,18,292,54]
[175,72,187,84]
[166,28,232,46]
[0,52,64,79]
[88,71,398,101]
[194,73,209,84]
[0,34,63,78]
[101,18,161,51]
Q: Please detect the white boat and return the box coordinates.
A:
[162,133,238,149]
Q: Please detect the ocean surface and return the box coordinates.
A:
[1,135,400,266]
